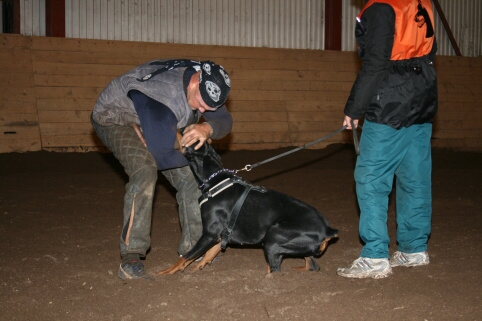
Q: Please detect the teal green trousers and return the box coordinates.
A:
[355,121,432,258]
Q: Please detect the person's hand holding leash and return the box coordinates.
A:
[343,115,358,130]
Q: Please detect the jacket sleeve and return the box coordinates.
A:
[344,3,395,119]
[129,90,188,170]
[201,105,233,139]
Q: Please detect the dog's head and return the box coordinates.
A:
[183,142,224,185]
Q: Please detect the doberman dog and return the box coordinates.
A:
[159,142,338,275]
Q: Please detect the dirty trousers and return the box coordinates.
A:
[91,119,202,257]
[355,121,432,258]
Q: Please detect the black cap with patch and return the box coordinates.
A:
[137,59,231,108]
[197,61,231,108]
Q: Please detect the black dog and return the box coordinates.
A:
[159,143,338,275]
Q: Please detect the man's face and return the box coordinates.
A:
[186,71,217,113]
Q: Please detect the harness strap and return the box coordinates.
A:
[220,183,252,250]
[198,178,233,207]
[137,59,200,82]
[198,176,267,249]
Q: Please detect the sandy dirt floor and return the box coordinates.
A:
[1,143,481,321]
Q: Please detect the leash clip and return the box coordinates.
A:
[238,164,253,172]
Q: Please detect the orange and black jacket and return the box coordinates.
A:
[344,0,438,129]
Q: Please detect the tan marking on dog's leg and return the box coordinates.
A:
[292,257,310,271]
[291,236,339,272]
[320,236,337,253]
[193,242,222,271]
[158,257,195,275]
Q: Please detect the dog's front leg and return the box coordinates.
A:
[158,257,195,275]
[193,242,222,271]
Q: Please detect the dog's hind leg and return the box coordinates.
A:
[193,242,222,271]
[320,237,335,253]
[291,237,336,272]
[293,256,320,272]
[264,251,283,273]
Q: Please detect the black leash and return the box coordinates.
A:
[351,120,360,155]
[237,124,360,173]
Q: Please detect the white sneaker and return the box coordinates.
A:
[390,251,429,267]
[337,257,392,279]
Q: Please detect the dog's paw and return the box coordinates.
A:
[192,264,204,271]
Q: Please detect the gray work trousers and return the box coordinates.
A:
[91,118,203,257]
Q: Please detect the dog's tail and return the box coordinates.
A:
[320,227,339,253]
[318,214,339,238]
[326,227,339,239]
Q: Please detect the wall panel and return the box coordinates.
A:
[0,35,41,153]
[20,0,46,36]
[62,0,325,50]
[434,0,482,57]
[1,34,481,153]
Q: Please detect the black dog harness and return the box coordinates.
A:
[198,176,266,250]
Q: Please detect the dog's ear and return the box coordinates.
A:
[182,141,211,159]
[204,142,223,166]
[202,141,211,155]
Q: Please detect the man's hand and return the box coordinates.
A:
[181,122,213,150]
[343,115,359,130]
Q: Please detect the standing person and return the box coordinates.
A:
[91,59,233,280]
[337,0,438,279]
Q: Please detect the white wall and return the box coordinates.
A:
[64,0,326,50]
[20,0,45,36]
[433,0,482,57]
[17,0,482,56]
